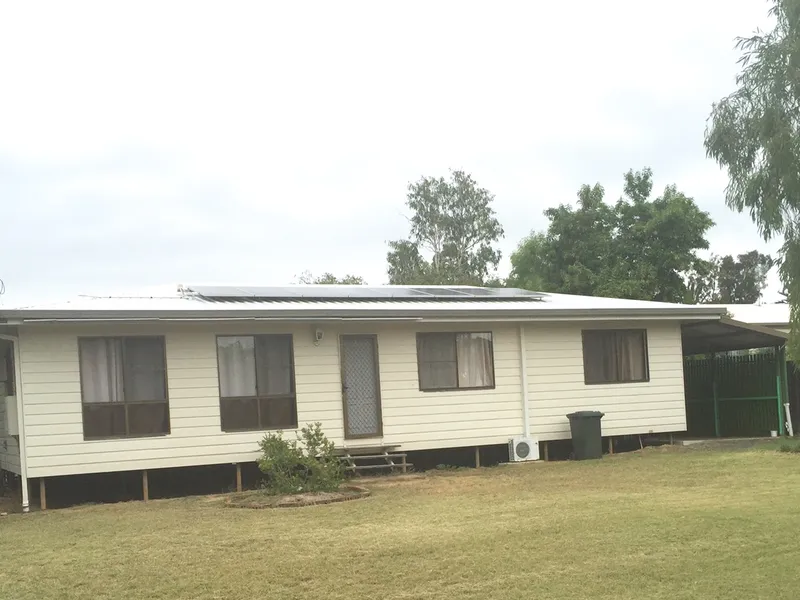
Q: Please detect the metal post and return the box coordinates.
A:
[474,446,481,468]
[712,353,720,438]
[781,347,791,435]
[776,346,786,436]
[142,470,149,502]
[235,464,242,493]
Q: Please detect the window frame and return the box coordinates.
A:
[78,335,171,440]
[215,333,298,433]
[581,328,650,385]
[416,331,496,392]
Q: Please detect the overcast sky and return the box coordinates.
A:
[0,0,782,305]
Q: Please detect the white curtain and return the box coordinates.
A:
[80,338,124,403]
[456,333,493,388]
[217,336,257,397]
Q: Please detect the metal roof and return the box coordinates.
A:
[0,285,726,322]
[717,303,790,328]
[681,318,789,355]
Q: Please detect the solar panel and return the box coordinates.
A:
[408,287,472,297]
[186,284,546,301]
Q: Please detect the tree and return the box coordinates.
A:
[704,1,800,348]
[296,271,366,285]
[508,168,714,302]
[685,251,773,304]
[386,170,504,285]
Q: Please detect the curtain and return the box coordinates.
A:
[217,336,257,397]
[617,331,646,381]
[124,337,166,401]
[417,334,457,389]
[583,330,646,383]
[80,338,123,403]
[456,333,494,387]
[256,335,293,396]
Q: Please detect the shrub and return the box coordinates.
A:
[257,423,344,495]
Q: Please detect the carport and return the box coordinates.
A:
[681,318,790,438]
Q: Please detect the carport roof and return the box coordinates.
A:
[682,318,789,355]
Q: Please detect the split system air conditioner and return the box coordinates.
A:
[508,436,539,462]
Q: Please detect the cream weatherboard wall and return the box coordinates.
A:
[16,319,687,479]
[17,321,524,478]
[525,321,686,439]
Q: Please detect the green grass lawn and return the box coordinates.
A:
[2,446,800,600]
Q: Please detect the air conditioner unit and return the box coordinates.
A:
[509,436,539,462]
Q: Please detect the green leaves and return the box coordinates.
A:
[387,170,504,285]
[509,168,714,302]
[257,423,344,495]
[705,0,800,354]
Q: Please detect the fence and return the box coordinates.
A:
[683,350,788,438]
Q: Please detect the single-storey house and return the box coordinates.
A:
[0,284,779,511]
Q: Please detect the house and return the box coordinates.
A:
[0,284,775,511]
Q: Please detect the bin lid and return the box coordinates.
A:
[566,410,605,419]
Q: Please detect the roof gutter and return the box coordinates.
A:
[1,306,726,323]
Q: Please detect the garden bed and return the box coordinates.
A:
[225,485,370,509]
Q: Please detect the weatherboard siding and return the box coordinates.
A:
[17,320,686,477]
[18,322,523,477]
[525,321,686,439]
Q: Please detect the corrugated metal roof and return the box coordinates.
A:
[717,304,790,328]
[0,286,726,322]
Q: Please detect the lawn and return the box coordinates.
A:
[2,446,800,600]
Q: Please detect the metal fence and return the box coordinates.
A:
[683,350,788,438]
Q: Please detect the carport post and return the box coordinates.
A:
[711,353,720,438]
[776,346,786,436]
[781,347,791,434]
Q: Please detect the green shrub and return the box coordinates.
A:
[257,423,344,495]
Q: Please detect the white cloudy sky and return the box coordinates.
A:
[0,0,782,305]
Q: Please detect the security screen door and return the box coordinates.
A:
[340,335,383,439]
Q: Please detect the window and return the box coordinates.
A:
[216,335,297,431]
[582,329,649,384]
[416,332,495,391]
[79,337,170,439]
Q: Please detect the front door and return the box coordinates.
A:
[340,335,383,439]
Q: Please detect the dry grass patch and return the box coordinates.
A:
[1,447,800,600]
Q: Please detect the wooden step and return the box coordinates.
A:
[339,453,407,460]
[344,462,413,472]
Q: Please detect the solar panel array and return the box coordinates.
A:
[186,285,544,301]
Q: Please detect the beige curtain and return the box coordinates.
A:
[217,336,257,397]
[80,338,124,403]
[456,333,494,388]
[584,330,646,383]
[617,331,646,381]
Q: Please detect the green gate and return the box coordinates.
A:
[684,348,789,437]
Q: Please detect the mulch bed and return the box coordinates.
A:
[225,485,370,509]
